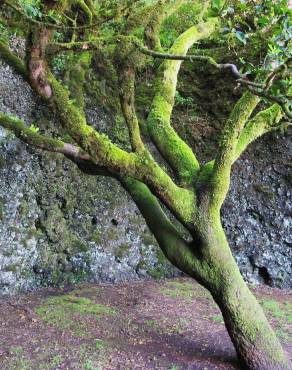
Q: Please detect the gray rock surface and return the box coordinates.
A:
[0,60,291,295]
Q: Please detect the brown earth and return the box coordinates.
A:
[0,277,291,370]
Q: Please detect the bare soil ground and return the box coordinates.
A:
[0,277,291,370]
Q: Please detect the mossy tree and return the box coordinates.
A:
[0,1,291,369]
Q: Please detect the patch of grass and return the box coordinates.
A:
[260,298,292,343]
[160,280,210,301]
[143,317,191,335]
[10,346,24,355]
[35,292,116,336]
[211,314,224,324]
[261,299,292,322]
[143,319,161,332]
[83,360,102,370]
[169,365,180,370]
[94,339,106,350]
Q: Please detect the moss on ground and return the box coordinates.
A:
[159,280,211,301]
[35,291,116,336]
[260,298,292,343]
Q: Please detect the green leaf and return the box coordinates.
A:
[235,31,247,45]
[211,0,224,11]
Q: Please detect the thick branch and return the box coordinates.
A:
[0,40,28,78]
[0,111,199,269]
[197,104,284,188]
[208,92,260,212]
[147,19,218,185]
[122,177,199,274]
[235,104,283,161]
[0,112,89,160]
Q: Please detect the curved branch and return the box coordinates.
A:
[135,41,247,79]
[235,104,283,161]
[197,104,284,188]
[0,111,199,272]
[147,19,218,185]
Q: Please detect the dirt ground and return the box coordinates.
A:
[0,277,291,370]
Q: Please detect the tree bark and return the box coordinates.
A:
[214,276,289,370]
[188,221,290,370]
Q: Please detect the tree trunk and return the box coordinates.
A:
[213,274,289,370]
[124,179,289,369]
[190,221,290,370]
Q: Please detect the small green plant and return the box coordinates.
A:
[51,53,70,72]
[28,123,40,133]
[175,91,195,109]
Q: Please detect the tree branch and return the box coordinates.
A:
[0,40,28,78]
[247,86,292,119]
[235,104,284,161]
[197,104,284,190]
[121,176,197,274]
[118,66,145,152]
[147,19,218,185]
[207,91,260,212]
[0,112,89,160]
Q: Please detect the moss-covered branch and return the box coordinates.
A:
[122,177,199,273]
[0,39,28,78]
[0,112,90,159]
[208,92,260,212]
[118,66,145,152]
[197,103,284,189]
[235,104,283,161]
[143,0,187,50]
[45,74,195,227]
[147,18,218,184]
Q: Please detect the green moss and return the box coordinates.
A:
[4,263,20,273]
[111,115,130,145]
[261,299,292,323]
[141,232,156,246]
[253,184,275,199]
[0,197,5,220]
[211,314,224,323]
[114,243,129,259]
[91,229,102,244]
[35,291,116,335]
[160,280,211,301]
[0,40,27,77]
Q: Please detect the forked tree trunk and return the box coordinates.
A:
[124,179,290,370]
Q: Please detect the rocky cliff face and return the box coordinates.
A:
[0,60,291,295]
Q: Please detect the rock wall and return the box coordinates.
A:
[0,61,291,295]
